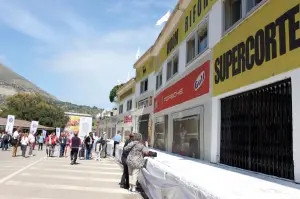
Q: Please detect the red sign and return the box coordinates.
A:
[124,115,132,124]
[154,61,210,113]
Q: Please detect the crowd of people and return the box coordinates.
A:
[1,128,157,194]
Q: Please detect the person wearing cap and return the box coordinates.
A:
[119,133,134,189]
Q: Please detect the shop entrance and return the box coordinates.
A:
[220,78,294,180]
[138,114,149,141]
[171,106,204,159]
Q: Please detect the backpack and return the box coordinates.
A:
[3,134,8,142]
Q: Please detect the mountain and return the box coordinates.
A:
[0,63,103,116]
[0,63,56,103]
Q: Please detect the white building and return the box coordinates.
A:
[128,0,300,183]
[116,78,136,142]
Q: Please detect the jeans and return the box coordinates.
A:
[120,157,129,188]
[28,143,33,156]
[60,144,66,157]
[21,145,27,157]
[38,143,43,150]
[113,141,119,157]
[86,146,92,160]
[2,142,8,150]
[71,149,78,163]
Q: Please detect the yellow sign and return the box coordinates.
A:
[136,57,154,82]
[213,0,300,96]
[157,0,217,71]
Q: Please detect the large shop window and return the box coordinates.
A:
[140,78,148,94]
[224,0,264,32]
[154,115,168,151]
[186,24,208,64]
[220,78,294,180]
[156,71,163,90]
[127,99,132,111]
[166,55,179,81]
[172,114,201,159]
[119,104,123,114]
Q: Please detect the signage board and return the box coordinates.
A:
[213,0,300,96]
[124,115,132,124]
[154,61,210,113]
[56,128,61,137]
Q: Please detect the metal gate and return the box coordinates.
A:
[220,78,294,180]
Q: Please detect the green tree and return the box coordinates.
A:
[0,93,69,128]
[109,84,124,103]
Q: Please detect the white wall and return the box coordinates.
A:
[135,72,156,99]
[210,68,300,183]
[117,94,135,116]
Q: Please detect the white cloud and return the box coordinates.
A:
[0,0,174,108]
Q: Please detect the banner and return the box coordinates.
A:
[154,61,210,113]
[64,116,80,134]
[79,117,93,139]
[213,0,300,96]
[42,130,47,138]
[56,128,61,137]
[30,121,39,134]
[5,115,15,135]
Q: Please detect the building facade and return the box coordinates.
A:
[116,78,136,142]
[117,0,300,183]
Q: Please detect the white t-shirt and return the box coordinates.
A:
[28,134,35,144]
[13,131,19,139]
[21,137,29,145]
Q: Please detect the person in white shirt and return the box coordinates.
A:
[28,133,35,156]
[21,133,29,157]
[12,127,21,157]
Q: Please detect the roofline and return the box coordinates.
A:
[116,78,136,96]
[133,46,153,69]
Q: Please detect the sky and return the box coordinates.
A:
[0,0,177,109]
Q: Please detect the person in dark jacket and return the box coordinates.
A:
[59,133,67,157]
[84,132,94,160]
[120,133,135,189]
[70,133,82,165]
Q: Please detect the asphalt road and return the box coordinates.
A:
[0,146,143,199]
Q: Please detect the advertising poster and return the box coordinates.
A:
[5,115,15,135]
[64,116,80,135]
[30,121,39,134]
[79,117,92,140]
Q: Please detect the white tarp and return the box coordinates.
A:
[5,115,15,135]
[79,116,92,139]
[29,121,39,134]
[112,145,300,199]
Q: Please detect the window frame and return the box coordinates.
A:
[119,104,123,114]
[140,78,148,94]
[166,53,179,81]
[186,17,209,66]
[127,99,132,111]
[223,0,267,35]
[156,70,163,90]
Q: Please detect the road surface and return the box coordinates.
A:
[0,147,143,199]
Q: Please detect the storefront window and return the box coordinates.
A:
[154,115,168,151]
[172,115,200,158]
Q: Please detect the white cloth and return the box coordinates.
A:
[28,134,35,144]
[21,137,29,145]
[13,131,19,139]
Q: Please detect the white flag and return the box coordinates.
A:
[5,115,15,135]
[135,47,140,60]
[30,121,39,135]
[156,10,171,26]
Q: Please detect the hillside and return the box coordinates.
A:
[0,64,103,116]
[0,63,56,103]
